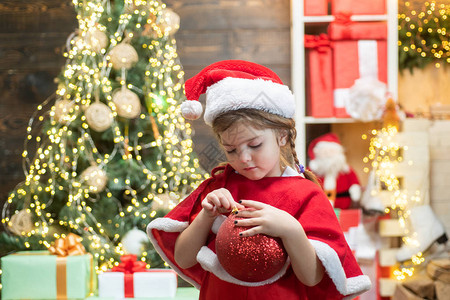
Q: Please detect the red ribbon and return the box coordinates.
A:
[332,12,354,40]
[304,34,331,89]
[110,254,148,298]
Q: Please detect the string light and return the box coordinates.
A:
[1,0,206,274]
[363,123,428,281]
[399,0,450,70]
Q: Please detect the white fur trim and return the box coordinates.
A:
[323,174,337,190]
[211,215,226,234]
[349,184,362,202]
[181,100,203,120]
[310,239,371,297]
[146,218,201,289]
[204,77,295,125]
[197,246,291,286]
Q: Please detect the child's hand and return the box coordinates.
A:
[235,200,302,239]
[202,188,244,218]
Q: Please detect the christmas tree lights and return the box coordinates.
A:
[1,0,206,274]
[399,0,450,71]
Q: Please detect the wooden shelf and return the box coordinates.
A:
[303,15,388,23]
[290,0,398,164]
[304,117,357,124]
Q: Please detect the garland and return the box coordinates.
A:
[398,0,450,72]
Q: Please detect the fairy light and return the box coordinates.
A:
[363,122,430,281]
[1,0,206,273]
[399,0,450,70]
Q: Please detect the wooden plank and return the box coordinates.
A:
[167,0,290,31]
[0,0,76,33]
[0,33,69,71]
[230,29,290,65]
[177,29,290,66]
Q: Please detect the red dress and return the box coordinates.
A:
[147,165,371,299]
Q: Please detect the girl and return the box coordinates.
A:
[147,60,371,299]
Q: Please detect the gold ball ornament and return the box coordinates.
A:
[158,8,180,35]
[112,88,141,119]
[9,209,34,236]
[80,165,108,193]
[85,102,114,132]
[85,28,108,53]
[109,43,138,70]
[54,99,75,124]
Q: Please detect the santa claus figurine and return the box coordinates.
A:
[308,133,361,209]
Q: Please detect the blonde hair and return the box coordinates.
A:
[212,108,320,186]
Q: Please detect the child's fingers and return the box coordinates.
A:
[239,225,263,237]
[239,199,266,210]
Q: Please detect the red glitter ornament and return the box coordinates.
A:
[215,211,288,282]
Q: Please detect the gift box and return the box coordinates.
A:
[304,34,334,118]
[335,208,361,250]
[1,251,94,300]
[304,0,328,16]
[331,0,386,15]
[98,254,178,298]
[328,20,387,117]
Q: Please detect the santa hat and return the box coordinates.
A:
[307,133,342,160]
[181,60,295,125]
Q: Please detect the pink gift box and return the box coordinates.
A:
[331,0,386,15]
[304,34,334,118]
[329,21,387,117]
[304,0,328,16]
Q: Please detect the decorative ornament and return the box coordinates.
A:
[85,27,108,53]
[112,87,141,118]
[9,209,34,236]
[80,165,108,192]
[158,8,180,35]
[109,42,138,70]
[346,77,387,122]
[54,99,75,124]
[121,227,149,255]
[215,211,288,282]
[142,23,159,39]
[49,233,86,256]
[85,102,113,132]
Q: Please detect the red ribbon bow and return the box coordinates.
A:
[304,34,331,53]
[110,254,148,297]
[334,12,352,24]
[111,254,147,274]
[304,34,331,89]
[331,12,354,40]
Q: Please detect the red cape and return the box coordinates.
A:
[147,165,371,299]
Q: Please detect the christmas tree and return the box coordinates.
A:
[0,0,205,271]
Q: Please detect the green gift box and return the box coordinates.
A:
[1,251,95,299]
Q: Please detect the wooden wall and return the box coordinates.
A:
[0,1,77,212]
[0,0,291,212]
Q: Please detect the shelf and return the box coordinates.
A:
[303,117,357,124]
[291,0,398,163]
[302,14,388,23]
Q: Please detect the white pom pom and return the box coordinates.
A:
[122,227,149,255]
[181,100,203,120]
[347,78,387,122]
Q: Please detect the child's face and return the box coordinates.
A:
[219,122,286,180]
